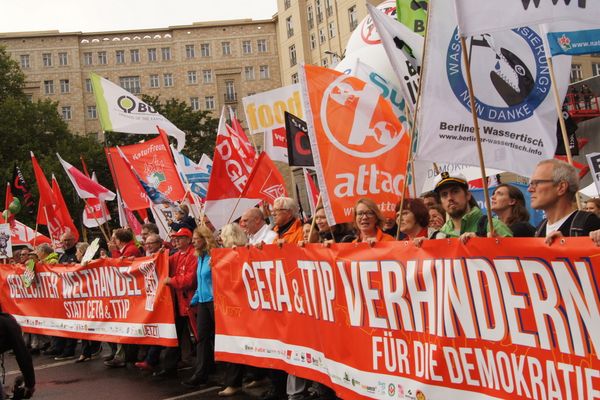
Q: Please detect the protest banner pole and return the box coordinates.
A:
[547,55,582,209]
[460,36,495,235]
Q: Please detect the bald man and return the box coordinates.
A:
[239,208,277,245]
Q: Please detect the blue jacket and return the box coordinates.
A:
[190,252,213,305]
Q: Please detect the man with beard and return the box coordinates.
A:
[434,172,512,239]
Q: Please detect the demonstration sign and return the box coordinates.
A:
[0,252,177,346]
[212,239,600,400]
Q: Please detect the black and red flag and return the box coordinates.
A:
[11,164,34,215]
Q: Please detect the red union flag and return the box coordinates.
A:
[241,152,287,205]
[299,64,410,225]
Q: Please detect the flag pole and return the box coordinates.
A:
[307,194,322,243]
[546,55,582,209]
[80,155,113,239]
[459,36,494,235]
[83,199,110,242]
[42,206,57,248]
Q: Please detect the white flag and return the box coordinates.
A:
[586,152,600,196]
[367,4,424,114]
[263,128,288,163]
[453,0,600,37]
[90,73,186,150]
[415,0,571,177]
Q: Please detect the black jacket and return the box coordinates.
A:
[0,313,35,389]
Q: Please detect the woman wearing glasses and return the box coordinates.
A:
[352,198,395,244]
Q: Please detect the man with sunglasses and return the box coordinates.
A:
[529,159,600,242]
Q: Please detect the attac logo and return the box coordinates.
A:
[359,0,397,45]
[446,27,551,123]
[320,74,405,158]
[117,95,158,114]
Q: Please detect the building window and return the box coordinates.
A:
[593,63,600,77]
[322,58,329,68]
[326,0,333,16]
[119,76,141,94]
[98,51,107,65]
[87,105,97,119]
[244,66,255,80]
[203,69,213,83]
[286,16,294,38]
[310,33,316,49]
[85,78,92,93]
[284,0,291,9]
[58,52,68,66]
[242,40,252,54]
[225,80,236,102]
[116,50,125,64]
[148,48,157,62]
[62,106,72,120]
[257,39,268,53]
[260,65,270,80]
[161,47,171,61]
[319,28,326,43]
[222,42,231,56]
[201,43,211,57]
[190,97,200,111]
[42,53,52,67]
[83,52,93,65]
[328,22,336,38]
[164,73,174,87]
[43,80,54,95]
[289,45,297,67]
[316,0,323,23]
[307,5,314,29]
[185,44,195,59]
[149,74,160,88]
[187,70,197,84]
[130,49,140,63]
[20,54,30,69]
[205,96,215,110]
[570,64,582,82]
[60,79,70,93]
[349,6,358,31]
[291,73,299,84]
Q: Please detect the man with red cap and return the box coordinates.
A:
[153,227,197,379]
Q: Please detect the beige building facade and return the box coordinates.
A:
[0,19,281,138]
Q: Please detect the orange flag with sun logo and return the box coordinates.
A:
[299,64,410,225]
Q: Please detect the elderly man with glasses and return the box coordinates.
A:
[272,197,304,245]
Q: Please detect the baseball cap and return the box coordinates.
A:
[171,227,193,238]
[433,172,468,193]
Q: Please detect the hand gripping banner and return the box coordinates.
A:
[0,252,177,346]
[212,238,600,400]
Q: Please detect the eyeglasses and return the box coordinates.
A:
[528,179,555,188]
[272,208,290,214]
[144,241,161,245]
[356,210,376,218]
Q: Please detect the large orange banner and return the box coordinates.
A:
[0,252,177,346]
[212,238,600,400]
[299,64,410,225]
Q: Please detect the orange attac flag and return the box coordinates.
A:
[299,64,410,225]
[241,152,287,205]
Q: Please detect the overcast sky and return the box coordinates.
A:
[0,0,278,33]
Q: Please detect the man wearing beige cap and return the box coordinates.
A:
[434,172,512,240]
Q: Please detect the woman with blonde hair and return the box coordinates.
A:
[352,198,395,244]
[182,226,219,388]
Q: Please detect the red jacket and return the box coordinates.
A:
[168,245,197,316]
[111,241,142,258]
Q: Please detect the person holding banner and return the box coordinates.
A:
[75,242,102,363]
[398,199,431,240]
[272,197,304,245]
[434,173,512,241]
[530,159,600,242]
[352,198,395,245]
[314,206,355,244]
[491,184,536,237]
[427,205,446,231]
[239,208,277,245]
[182,226,218,388]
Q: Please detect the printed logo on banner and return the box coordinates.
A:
[321,75,405,158]
[446,27,551,122]
[360,2,397,44]
[143,324,159,338]
[415,390,426,400]
[117,95,157,114]
[388,384,396,397]
[558,34,572,51]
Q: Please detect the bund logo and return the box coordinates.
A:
[320,74,404,158]
[359,0,397,45]
[117,95,158,114]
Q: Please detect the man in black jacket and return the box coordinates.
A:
[0,313,35,399]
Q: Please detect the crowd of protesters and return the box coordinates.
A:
[3,158,600,400]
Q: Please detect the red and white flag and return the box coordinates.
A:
[228,106,257,161]
[204,108,261,229]
[303,168,320,216]
[57,153,116,201]
[82,172,112,228]
[51,175,79,243]
[241,152,287,205]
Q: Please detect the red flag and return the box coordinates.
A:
[82,172,112,228]
[228,106,257,161]
[58,153,116,201]
[204,109,261,229]
[241,152,287,205]
[51,175,79,242]
[31,152,57,225]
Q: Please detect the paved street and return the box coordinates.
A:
[2,347,263,400]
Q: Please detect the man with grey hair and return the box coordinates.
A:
[240,208,277,245]
[529,159,600,243]
[272,197,303,245]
